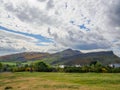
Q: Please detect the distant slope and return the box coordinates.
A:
[53,49,81,58]
[51,51,120,65]
[0,52,50,62]
[0,49,120,65]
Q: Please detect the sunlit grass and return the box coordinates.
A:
[0,72,120,90]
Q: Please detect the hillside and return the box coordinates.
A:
[43,50,120,65]
[0,49,120,65]
[53,51,120,65]
[0,52,50,62]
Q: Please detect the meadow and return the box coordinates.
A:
[0,72,120,90]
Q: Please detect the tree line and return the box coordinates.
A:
[0,61,120,73]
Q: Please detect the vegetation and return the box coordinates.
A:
[0,61,120,90]
[0,62,2,72]
[0,72,120,90]
[0,61,120,73]
[34,62,49,72]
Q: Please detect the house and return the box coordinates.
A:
[109,64,120,68]
[59,65,65,68]
[75,64,81,67]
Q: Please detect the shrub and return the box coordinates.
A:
[4,86,13,90]
[101,68,107,73]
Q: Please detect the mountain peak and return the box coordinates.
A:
[64,48,73,51]
[57,48,81,57]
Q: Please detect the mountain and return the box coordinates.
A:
[53,51,120,65]
[0,49,120,65]
[0,52,50,62]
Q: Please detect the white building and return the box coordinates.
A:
[75,65,81,67]
[109,64,120,68]
[59,65,65,68]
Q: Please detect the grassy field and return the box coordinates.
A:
[1,62,16,65]
[1,61,33,65]
[0,72,120,90]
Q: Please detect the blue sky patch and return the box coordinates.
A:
[0,26,53,43]
[78,24,90,31]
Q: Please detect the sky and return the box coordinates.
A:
[0,0,120,56]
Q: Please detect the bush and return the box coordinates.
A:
[4,86,13,90]
[101,68,107,73]
[64,67,82,73]
[12,67,25,72]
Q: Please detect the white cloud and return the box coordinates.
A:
[0,0,120,56]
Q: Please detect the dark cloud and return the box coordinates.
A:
[108,1,120,27]
[0,47,25,52]
[46,0,54,9]
[0,47,25,56]
[47,27,52,35]
[74,43,109,50]
[48,29,111,50]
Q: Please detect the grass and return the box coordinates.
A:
[1,62,16,65]
[0,72,120,90]
[1,61,33,65]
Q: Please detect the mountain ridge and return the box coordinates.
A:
[0,49,120,65]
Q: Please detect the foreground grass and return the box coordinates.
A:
[0,72,120,90]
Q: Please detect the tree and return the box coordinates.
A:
[90,61,101,66]
[34,62,49,72]
[90,61,103,72]
[0,62,2,71]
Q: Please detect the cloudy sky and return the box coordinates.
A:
[0,0,120,56]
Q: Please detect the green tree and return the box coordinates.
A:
[0,62,2,70]
[90,61,103,72]
[34,62,49,72]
